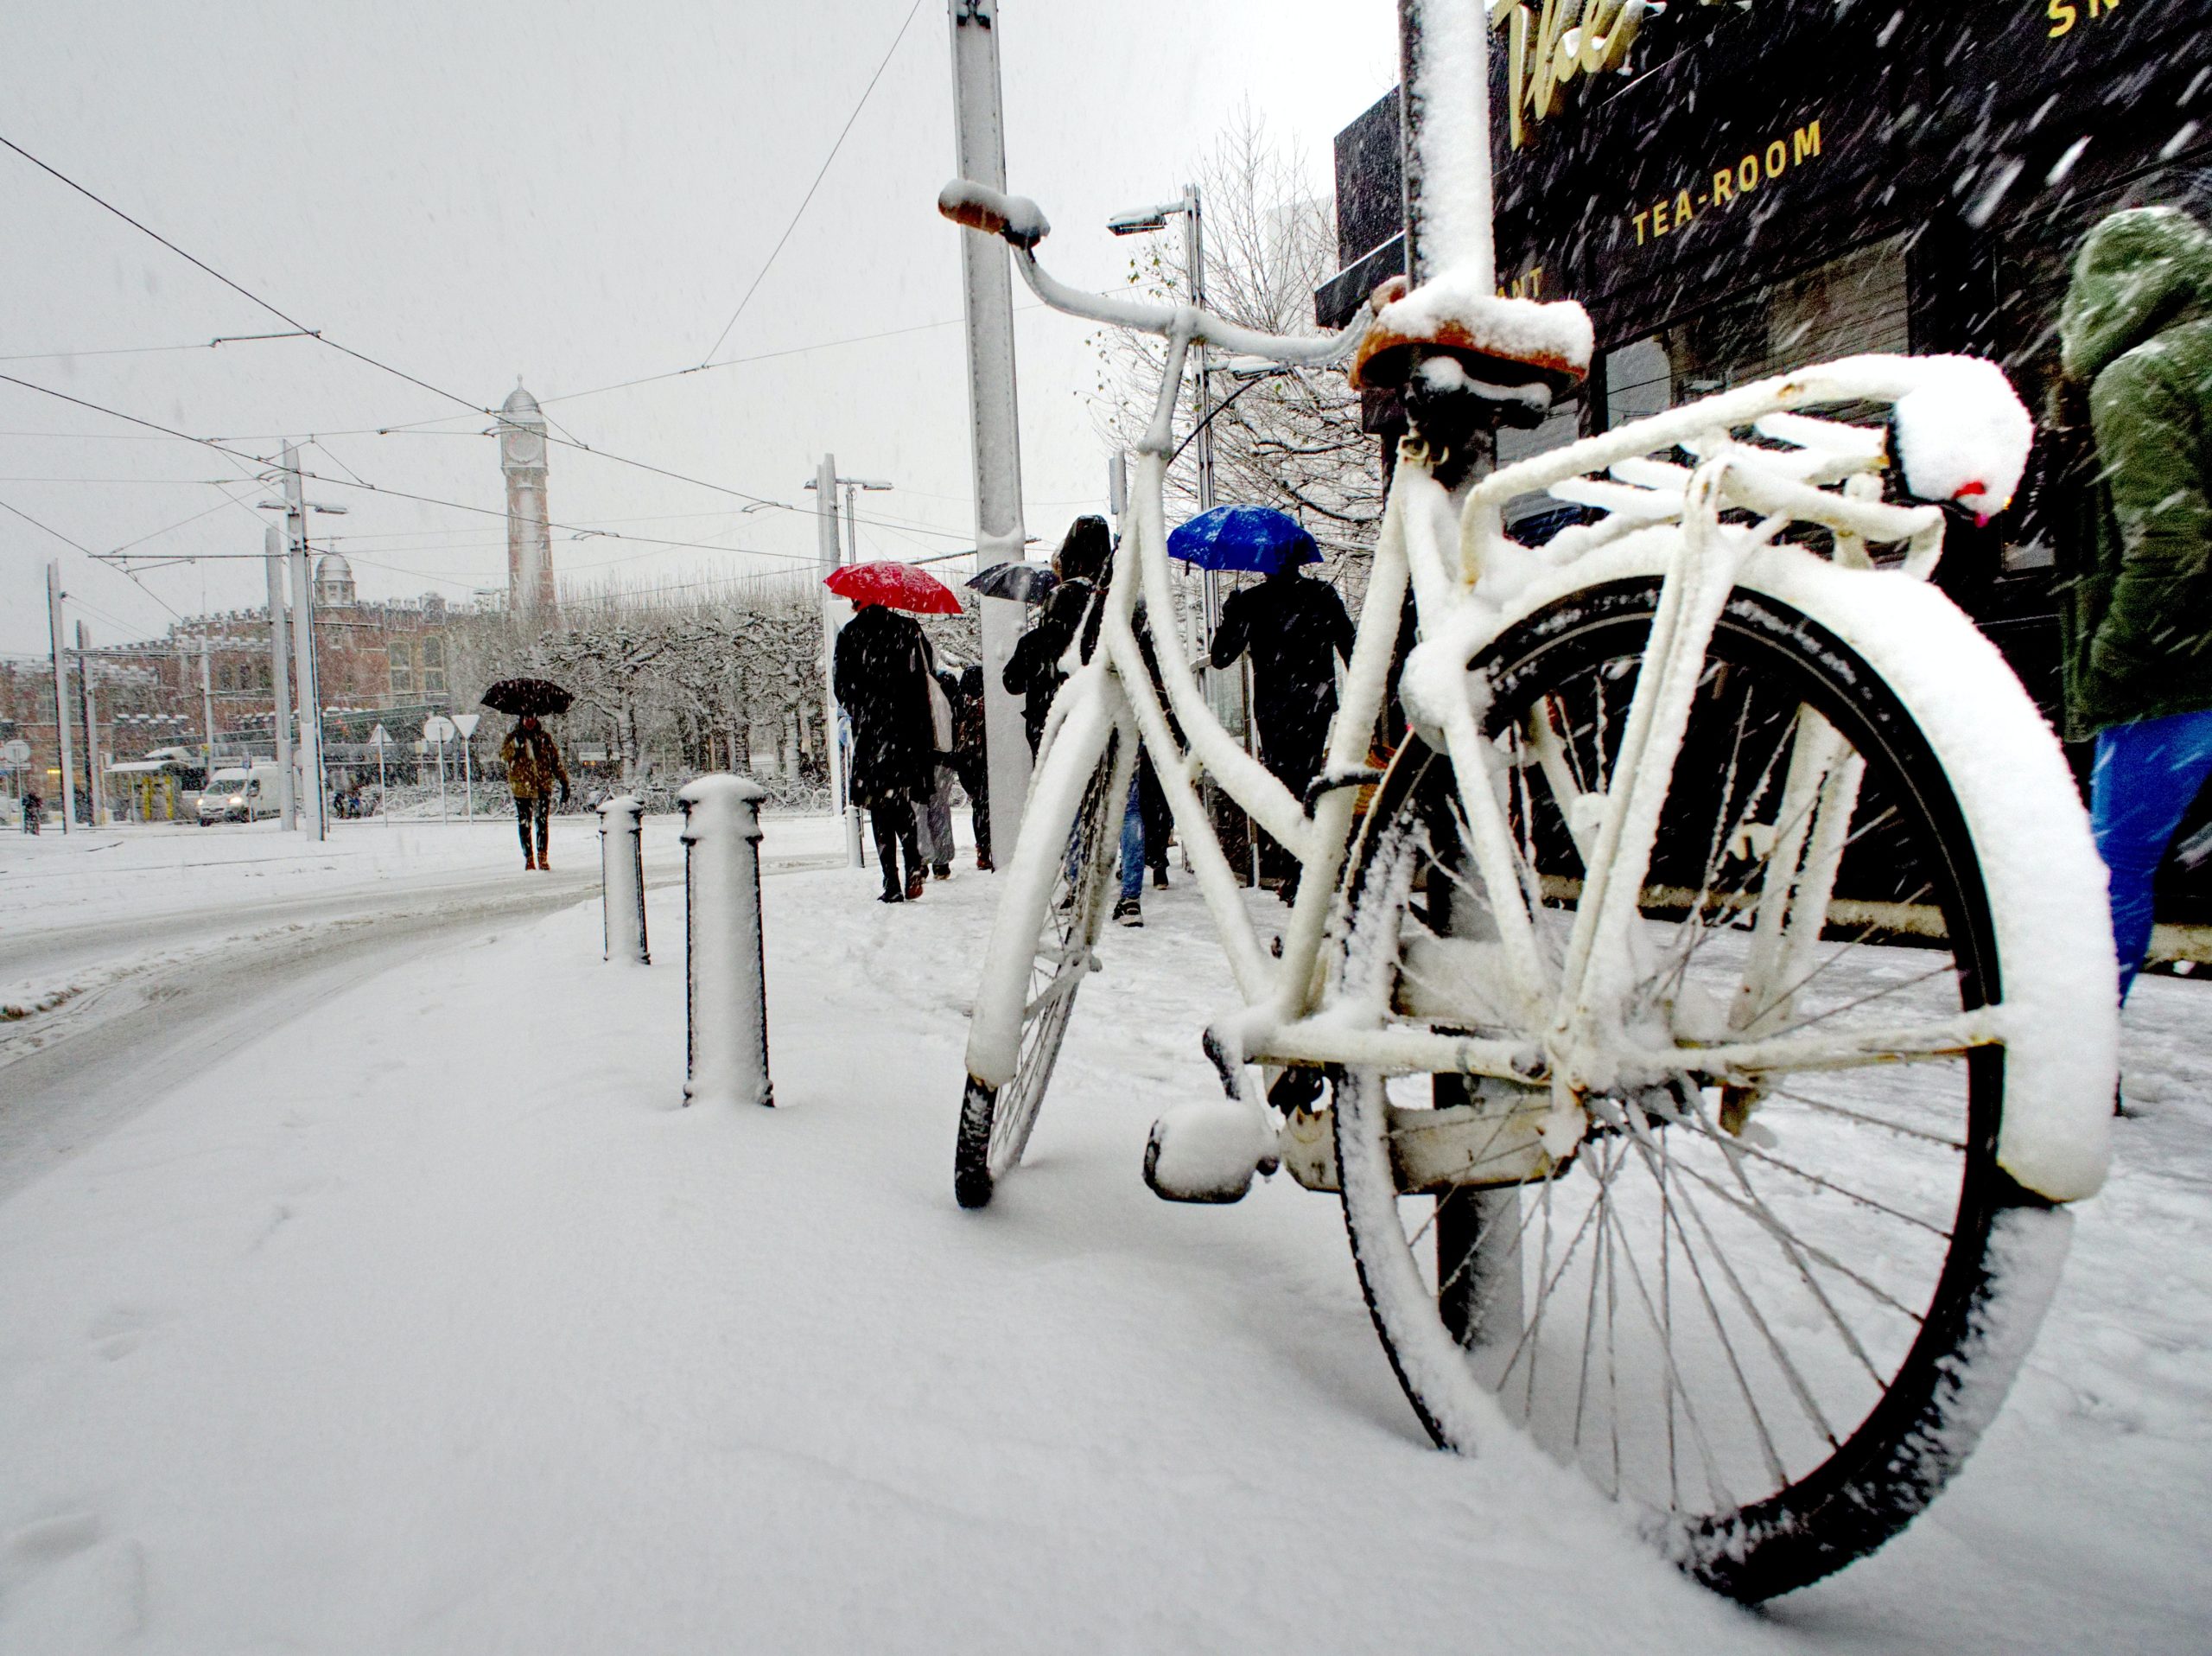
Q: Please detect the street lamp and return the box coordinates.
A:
[802,474,894,564]
[1112,182,1266,882]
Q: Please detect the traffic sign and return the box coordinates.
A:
[368,723,391,748]
[423,715,457,743]
[451,713,481,739]
[1,739,29,764]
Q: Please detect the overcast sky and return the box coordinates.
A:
[0,2,1400,654]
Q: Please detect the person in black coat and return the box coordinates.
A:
[944,663,992,869]
[833,599,936,901]
[1210,554,1355,895]
[1004,515,1112,754]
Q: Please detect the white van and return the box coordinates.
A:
[196,765,284,825]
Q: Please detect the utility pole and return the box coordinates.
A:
[814,454,863,868]
[264,522,296,829]
[947,0,1032,866]
[45,562,73,833]
[76,621,105,826]
[199,634,216,773]
[278,443,331,841]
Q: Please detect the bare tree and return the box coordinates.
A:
[1091,106,1382,584]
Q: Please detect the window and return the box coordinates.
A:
[1605,232,1911,428]
[389,640,414,698]
[420,634,446,696]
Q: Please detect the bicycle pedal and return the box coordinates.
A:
[1141,1099,1272,1205]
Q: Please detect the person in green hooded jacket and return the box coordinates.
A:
[2056,203,2212,999]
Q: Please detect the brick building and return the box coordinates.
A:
[0,562,467,820]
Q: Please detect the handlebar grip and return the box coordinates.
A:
[938,180,1051,249]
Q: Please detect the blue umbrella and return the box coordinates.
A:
[1166,505,1319,574]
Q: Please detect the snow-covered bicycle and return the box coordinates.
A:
[939,4,2113,1602]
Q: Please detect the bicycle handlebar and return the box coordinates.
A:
[938,177,1363,370]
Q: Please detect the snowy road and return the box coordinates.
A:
[1,828,2207,1652]
[0,815,843,1199]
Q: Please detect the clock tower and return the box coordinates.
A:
[499,379,556,622]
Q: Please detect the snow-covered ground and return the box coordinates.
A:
[1,825,2207,1652]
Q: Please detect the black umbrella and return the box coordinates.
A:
[966,561,1059,604]
[480,677,574,717]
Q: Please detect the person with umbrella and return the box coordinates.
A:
[484,678,575,871]
[1186,506,1353,901]
[499,714,570,870]
[828,562,962,903]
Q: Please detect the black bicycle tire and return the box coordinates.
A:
[954,736,1125,1209]
[1333,576,2054,1602]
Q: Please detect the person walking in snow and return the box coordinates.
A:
[833,597,937,902]
[1209,550,1355,900]
[2056,201,2212,1003]
[1004,516,1112,755]
[501,714,570,871]
[946,662,992,870]
[917,636,958,882]
[20,786,41,835]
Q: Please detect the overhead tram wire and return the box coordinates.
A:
[0,330,316,364]
[0,133,486,421]
[692,0,926,366]
[0,132,990,547]
[0,372,832,571]
[1,492,189,621]
[0,131,973,549]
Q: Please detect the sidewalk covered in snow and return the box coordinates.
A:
[2,859,2208,1652]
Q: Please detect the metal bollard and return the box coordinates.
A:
[599,794,649,964]
[677,774,775,1109]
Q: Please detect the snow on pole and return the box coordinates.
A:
[678,774,775,1110]
[946,0,1033,867]
[1398,0,1495,289]
[599,793,649,965]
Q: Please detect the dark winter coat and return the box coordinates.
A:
[945,666,986,761]
[1210,569,1356,782]
[1003,578,1096,753]
[2056,206,2212,739]
[501,724,569,799]
[833,603,937,807]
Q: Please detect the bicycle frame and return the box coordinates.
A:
[969,242,2001,1118]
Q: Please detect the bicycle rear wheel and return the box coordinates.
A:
[955,729,1128,1209]
[1333,576,2076,1601]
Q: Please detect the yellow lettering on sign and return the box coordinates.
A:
[1623,116,1835,250]
[1493,0,1666,150]
[2048,0,2077,31]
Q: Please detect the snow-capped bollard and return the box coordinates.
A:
[599,793,649,965]
[677,773,775,1109]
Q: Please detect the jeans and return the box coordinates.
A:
[1119,776,1146,902]
[515,794,550,861]
[2092,706,2212,1000]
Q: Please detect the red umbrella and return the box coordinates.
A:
[824,560,964,615]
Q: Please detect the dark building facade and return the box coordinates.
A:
[1321,0,2212,943]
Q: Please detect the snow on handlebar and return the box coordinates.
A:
[937,180,1051,250]
[938,177,1361,369]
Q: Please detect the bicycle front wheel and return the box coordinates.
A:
[955,726,1128,1209]
[1333,575,2083,1601]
